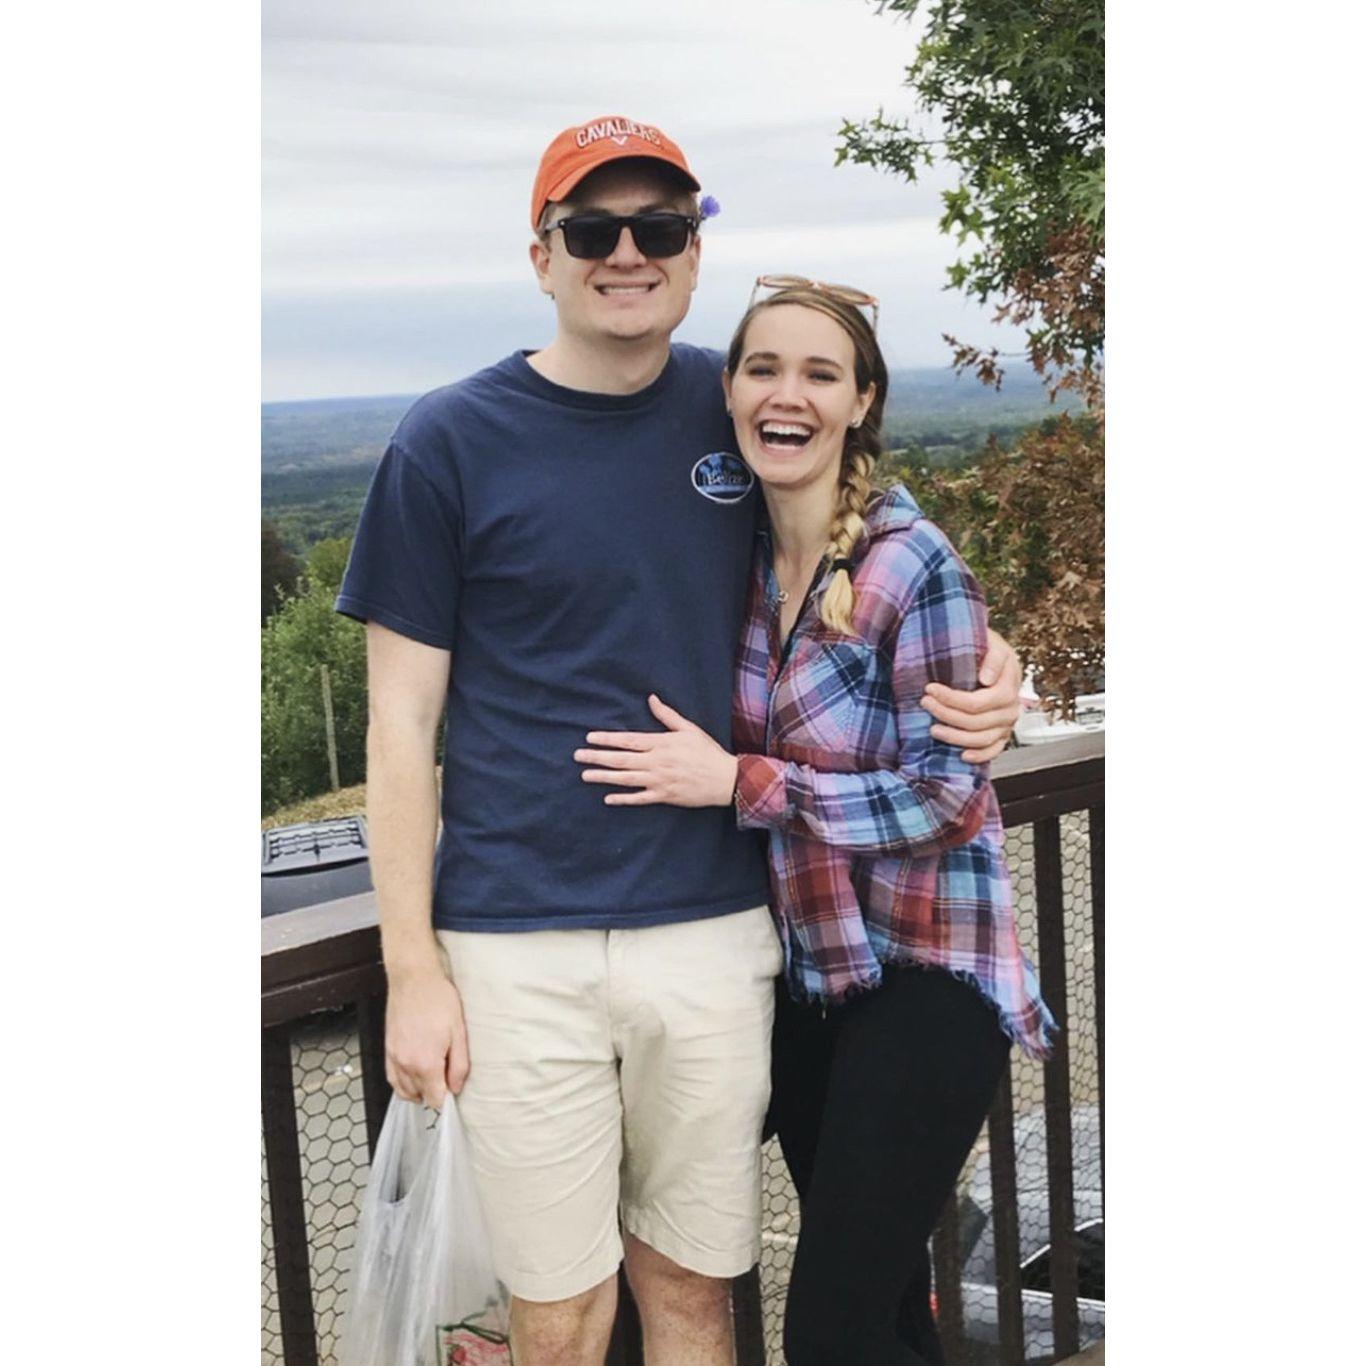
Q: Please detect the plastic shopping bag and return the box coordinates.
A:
[339,1094,511,1366]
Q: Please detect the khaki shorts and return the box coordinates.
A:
[437,905,782,1303]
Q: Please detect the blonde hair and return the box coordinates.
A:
[725,288,889,634]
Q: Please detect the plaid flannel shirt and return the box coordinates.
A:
[732,485,1055,1058]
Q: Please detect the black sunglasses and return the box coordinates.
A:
[544,211,699,260]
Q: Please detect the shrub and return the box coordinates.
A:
[885,411,1104,714]
[261,547,367,815]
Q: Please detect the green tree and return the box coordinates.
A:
[839,0,1104,395]
[261,554,367,815]
[846,0,1104,711]
[305,536,353,595]
[261,517,301,626]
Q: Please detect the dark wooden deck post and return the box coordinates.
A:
[355,989,390,1158]
[1035,816,1080,1361]
[262,1023,318,1366]
[987,1068,1025,1366]
[1089,803,1105,1200]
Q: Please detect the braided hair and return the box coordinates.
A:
[724,287,890,634]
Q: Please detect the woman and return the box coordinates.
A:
[575,280,1055,1365]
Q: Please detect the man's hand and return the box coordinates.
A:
[921,627,1023,764]
[576,694,738,807]
[384,965,469,1110]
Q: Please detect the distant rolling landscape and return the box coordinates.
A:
[262,367,1078,556]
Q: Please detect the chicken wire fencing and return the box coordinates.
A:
[262,1010,372,1366]
[262,811,1100,1366]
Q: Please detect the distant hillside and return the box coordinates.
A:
[261,393,415,472]
[262,394,415,552]
[262,367,1077,554]
[880,367,1078,464]
[884,366,1076,422]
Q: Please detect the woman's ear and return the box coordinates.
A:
[721,368,733,416]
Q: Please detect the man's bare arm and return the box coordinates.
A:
[366,621,468,1108]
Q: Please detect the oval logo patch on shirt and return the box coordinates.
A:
[691,452,754,504]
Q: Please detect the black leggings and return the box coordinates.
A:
[769,963,1011,1366]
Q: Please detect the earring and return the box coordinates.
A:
[850,417,863,429]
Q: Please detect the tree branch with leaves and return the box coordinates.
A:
[845,0,1104,713]
[840,0,1103,395]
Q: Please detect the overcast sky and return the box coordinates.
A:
[263,0,1034,402]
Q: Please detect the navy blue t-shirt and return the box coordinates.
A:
[336,345,770,931]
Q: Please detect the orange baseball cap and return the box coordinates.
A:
[530,115,701,230]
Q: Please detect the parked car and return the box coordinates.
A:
[261,815,373,917]
[951,1103,1104,1365]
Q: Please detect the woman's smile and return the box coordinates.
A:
[725,303,872,492]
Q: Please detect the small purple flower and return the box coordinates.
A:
[699,195,721,222]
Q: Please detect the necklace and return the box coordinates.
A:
[776,553,823,606]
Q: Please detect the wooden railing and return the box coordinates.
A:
[930,733,1104,1365]
[262,731,1103,1366]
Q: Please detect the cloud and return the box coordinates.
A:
[263,0,1019,399]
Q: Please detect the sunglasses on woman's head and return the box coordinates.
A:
[748,274,880,333]
[544,211,700,260]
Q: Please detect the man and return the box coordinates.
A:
[336,116,1020,1366]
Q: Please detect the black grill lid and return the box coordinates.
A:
[262,816,368,875]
